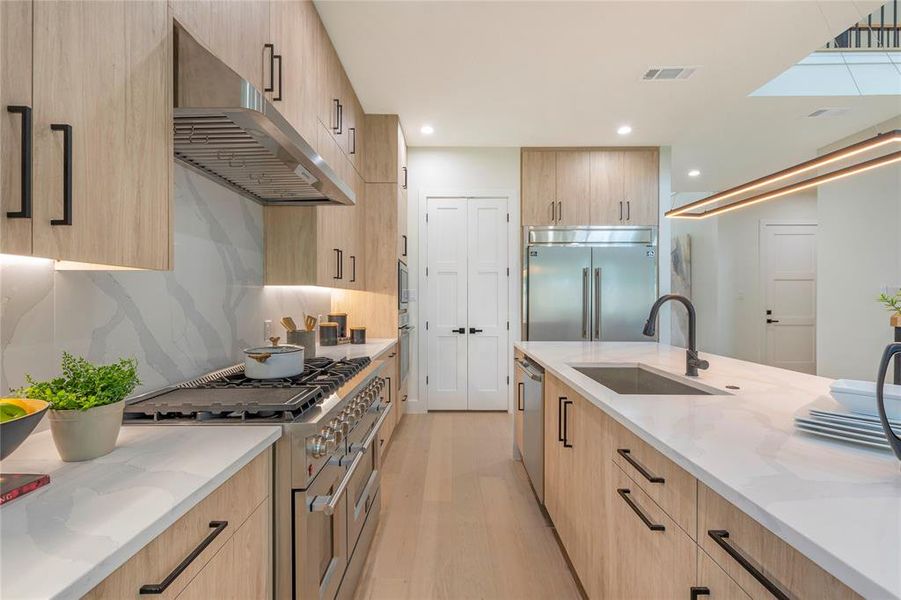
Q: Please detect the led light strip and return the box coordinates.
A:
[666,129,901,218]
[669,150,901,219]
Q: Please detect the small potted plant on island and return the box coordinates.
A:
[879,289,901,329]
[17,353,140,462]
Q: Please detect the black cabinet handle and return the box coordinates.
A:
[333,248,342,280]
[517,382,524,411]
[707,530,791,600]
[562,399,572,447]
[6,106,32,218]
[690,587,710,600]
[626,200,631,221]
[451,327,465,334]
[350,255,356,283]
[617,448,665,484]
[349,127,356,155]
[617,488,664,531]
[619,201,623,221]
[402,166,408,189]
[385,376,392,403]
[402,234,407,257]
[766,318,780,324]
[469,327,483,334]
[263,43,275,93]
[273,54,283,101]
[336,103,343,135]
[332,99,340,131]
[557,396,565,442]
[50,124,72,226]
[139,521,228,594]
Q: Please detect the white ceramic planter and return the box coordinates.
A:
[47,400,124,462]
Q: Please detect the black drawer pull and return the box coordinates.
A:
[139,520,228,594]
[617,488,664,531]
[707,530,792,600]
[690,587,710,600]
[350,255,356,283]
[50,124,72,226]
[557,396,565,442]
[517,382,524,411]
[349,127,356,154]
[562,399,573,448]
[336,102,343,135]
[617,448,665,484]
[6,105,32,218]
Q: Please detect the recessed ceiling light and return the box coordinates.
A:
[688,169,701,178]
[420,124,434,135]
[617,125,632,136]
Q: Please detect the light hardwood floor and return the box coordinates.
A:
[354,412,582,600]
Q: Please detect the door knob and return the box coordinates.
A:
[452,327,466,334]
[469,327,483,334]
[766,318,780,324]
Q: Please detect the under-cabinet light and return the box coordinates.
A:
[666,129,900,219]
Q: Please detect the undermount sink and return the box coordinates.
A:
[573,366,724,396]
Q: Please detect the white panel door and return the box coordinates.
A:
[467,198,509,410]
[762,223,817,374]
[426,198,469,410]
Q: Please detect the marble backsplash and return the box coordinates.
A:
[0,165,331,395]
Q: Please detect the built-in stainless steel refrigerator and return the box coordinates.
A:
[525,228,657,341]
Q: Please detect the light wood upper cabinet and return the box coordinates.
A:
[590,150,625,225]
[555,151,590,226]
[362,114,399,183]
[268,0,320,145]
[209,0,269,91]
[522,150,556,226]
[29,0,171,269]
[623,149,659,225]
[1,0,33,256]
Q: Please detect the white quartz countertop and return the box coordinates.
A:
[0,425,281,600]
[515,341,901,599]
[315,338,396,362]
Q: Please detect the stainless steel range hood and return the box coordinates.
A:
[173,26,354,206]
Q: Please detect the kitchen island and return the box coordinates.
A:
[516,341,900,599]
[0,425,280,599]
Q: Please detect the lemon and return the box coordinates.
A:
[0,403,28,423]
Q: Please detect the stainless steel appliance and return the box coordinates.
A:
[397,260,409,313]
[123,355,392,599]
[398,311,413,389]
[524,227,657,341]
[173,25,354,207]
[515,357,545,502]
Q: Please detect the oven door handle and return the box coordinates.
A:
[309,451,364,515]
[352,402,393,453]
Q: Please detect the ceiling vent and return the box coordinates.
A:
[807,107,850,118]
[642,66,697,81]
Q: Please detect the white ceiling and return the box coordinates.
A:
[315,1,900,194]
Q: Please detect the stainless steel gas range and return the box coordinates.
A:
[124,355,393,600]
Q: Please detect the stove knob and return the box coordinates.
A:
[321,426,339,449]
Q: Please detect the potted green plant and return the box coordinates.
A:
[17,353,140,462]
[878,290,901,328]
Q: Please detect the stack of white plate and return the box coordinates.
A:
[793,380,901,451]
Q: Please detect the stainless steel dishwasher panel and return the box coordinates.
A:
[516,358,545,503]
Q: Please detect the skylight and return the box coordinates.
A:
[752,51,901,97]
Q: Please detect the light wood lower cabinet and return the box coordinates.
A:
[378,348,399,451]
[85,449,271,599]
[607,463,697,599]
[697,547,753,600]
[513,350,525,457]
[698,483,861,600]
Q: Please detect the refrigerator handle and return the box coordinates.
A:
[593,267,602,339]
[581,268,589,339]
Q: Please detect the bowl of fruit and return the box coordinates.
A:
[0,398,50,460]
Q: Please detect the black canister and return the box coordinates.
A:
[350,327,366,345]
[319,322,339,346]
[328,313,348,338]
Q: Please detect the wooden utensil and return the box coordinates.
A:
[282,316,298,332]
[304,315,317,331]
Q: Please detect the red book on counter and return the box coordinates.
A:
[0,473,50,505]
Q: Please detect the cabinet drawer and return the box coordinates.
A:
[607,463,696,599]
[612,420,697,538]
[85,450,271,599]
[697,547,752,600]
[698,483,861,600]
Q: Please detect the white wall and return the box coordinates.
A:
[405,147,521,413]
[670,191,818,362]
[817,163,901,379]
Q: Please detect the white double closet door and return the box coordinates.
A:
[426,196,508,411]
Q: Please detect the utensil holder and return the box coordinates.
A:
[287,330,317,358]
